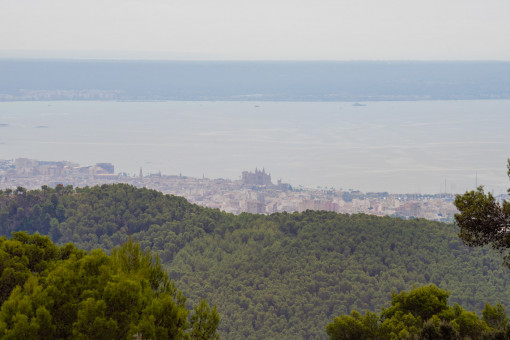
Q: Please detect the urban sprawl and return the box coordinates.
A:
[0,158,460,222]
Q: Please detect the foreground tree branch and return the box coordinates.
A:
[454,159,510,267]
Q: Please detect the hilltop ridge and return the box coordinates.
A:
[1,158,459,220]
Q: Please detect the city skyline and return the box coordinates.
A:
[0,157,476,222]
[0,157,494,196]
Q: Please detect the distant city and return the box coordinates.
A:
[0,158,471,222]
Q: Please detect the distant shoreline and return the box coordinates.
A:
[1,60,509,102]
[2,97,510,103]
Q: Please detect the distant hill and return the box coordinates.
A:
[1,60,510,101]
[1,184,509,339]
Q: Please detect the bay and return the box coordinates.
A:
[0,100,509,194]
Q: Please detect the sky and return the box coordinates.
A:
[1,0,509,60]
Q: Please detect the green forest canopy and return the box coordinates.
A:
[1,184,509,339]
[326,285,509,340]
[0,232,219,339]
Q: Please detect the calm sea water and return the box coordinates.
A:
[1,100,509,194]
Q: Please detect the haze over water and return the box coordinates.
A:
[1,100,509,195]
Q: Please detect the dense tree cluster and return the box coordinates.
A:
[0,231,80,306]
[170,212,510,339]
[1,184,509,339]
[326,285,509,339]
[0,184,229,256]
[0,232,219,339]
[454,159,510,267]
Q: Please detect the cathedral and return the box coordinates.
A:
[241,168,272,186]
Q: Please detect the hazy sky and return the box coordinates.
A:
[1,0,509,60]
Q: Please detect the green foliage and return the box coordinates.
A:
[454,159,510,267]
[2,184,510,338]
[0,184,228,256]
[482,302,508,331]
[0,232,83,305]
[381,285,450,321]
[169,212,510,339]
[326,310,378,340]
[0,233,219,339]
[327,285,507,340]
[190,299,220,340]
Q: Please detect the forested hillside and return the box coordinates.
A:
[169,212,510,339]
[0,184,230,255]
[1,184,509,339]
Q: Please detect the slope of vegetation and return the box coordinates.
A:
[0,232,219,339]
[0,184,229,256]
[169,212,510,339]
[1,184,509,339]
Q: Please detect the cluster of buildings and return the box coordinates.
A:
[0,158,461,222]
[1,158,118,188]
[0,89,122,101]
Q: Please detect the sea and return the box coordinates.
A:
[0,100,509,195]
